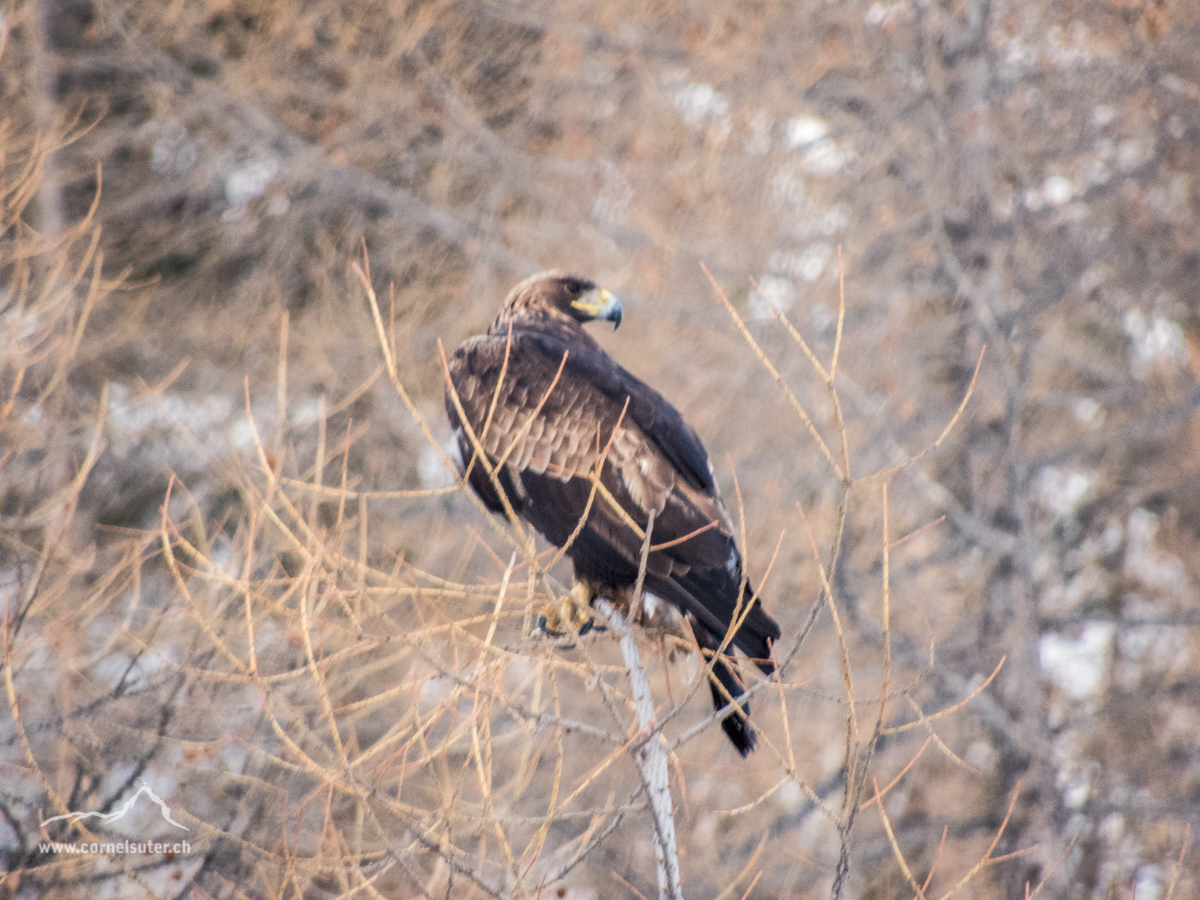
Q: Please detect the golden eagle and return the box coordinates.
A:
[445,271,780,755]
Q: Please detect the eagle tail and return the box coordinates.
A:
[709,656,756,756]
[670,568,780,676]
[641,571,776,755]
[690,620,758,755]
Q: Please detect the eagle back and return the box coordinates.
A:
[447,324,715,502]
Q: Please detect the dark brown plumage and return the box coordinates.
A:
[445,271,780,755]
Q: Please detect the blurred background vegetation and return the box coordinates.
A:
[2,0,1198,897]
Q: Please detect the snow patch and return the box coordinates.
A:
[223,156,281,220]
[1039,622,1114,699]
[785,116,827,149]
[1035,467,1091,518]
[670,82,731,139]
[748,275,796,318]
[1123,310,1190,379]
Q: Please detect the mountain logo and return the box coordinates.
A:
[42,785,189,832]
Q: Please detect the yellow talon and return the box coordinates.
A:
[537,583,601,641]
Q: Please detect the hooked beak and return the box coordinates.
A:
[572,287,623,329]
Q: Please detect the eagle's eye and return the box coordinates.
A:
[563,280,582,295]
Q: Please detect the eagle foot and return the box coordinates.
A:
[535,585,607,647]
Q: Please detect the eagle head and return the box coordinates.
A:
[491,271,623,333]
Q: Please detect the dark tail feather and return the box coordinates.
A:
[661,583,777,756]
[710,657,755,756]
[662,569,780,677]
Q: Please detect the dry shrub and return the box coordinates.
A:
[1,125,1027,895]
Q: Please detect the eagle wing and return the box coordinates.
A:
[446,326,779,666]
